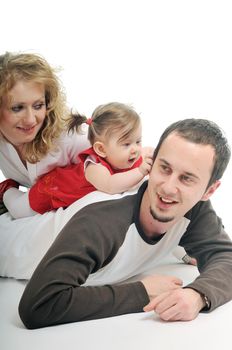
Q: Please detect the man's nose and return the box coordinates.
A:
[161,175,178,195]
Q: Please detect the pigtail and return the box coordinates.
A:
[67,111,87,134]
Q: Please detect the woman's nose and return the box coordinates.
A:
[23,108,36,124]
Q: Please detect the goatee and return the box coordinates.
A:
[150,207,174,223]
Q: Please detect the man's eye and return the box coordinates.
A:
[160,165,170,173]
[181,175,193,184]
[11,105,23,112]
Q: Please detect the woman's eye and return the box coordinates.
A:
[34,103,45,110]
[11,105,23,112]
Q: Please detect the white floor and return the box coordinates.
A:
[1,260,232,350]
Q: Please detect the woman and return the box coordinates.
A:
[0,52,90,278]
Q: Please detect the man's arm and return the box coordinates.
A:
[181,200,232,311]
[18,193,188,329]
[143,200,232,321]
[18,202,149,329]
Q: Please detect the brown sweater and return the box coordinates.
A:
[19,182,232,328]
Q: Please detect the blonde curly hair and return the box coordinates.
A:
[0,52,69,163]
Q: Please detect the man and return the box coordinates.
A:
[19,118,232,328]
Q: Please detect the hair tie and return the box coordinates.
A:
[86,118,93,125]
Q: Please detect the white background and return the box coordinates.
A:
[1,0,231,233]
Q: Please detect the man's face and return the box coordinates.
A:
[147,132,219,225]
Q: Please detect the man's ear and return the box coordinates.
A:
[201,180,221,201]
[93,141,107,158]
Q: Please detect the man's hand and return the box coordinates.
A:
[143,287,205,321]
[141,274,183,299]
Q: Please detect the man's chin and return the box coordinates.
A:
[150,207,174,223]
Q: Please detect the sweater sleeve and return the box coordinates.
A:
[180,200,232,311]
[18,201,149,329]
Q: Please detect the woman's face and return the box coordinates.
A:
[0,80,47,148]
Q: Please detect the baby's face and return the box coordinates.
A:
[103,125,142,170]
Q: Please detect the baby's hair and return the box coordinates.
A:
[67,102,141,145]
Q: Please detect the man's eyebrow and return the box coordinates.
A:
[159,158,170,166]
[183,171,200,180]
[159,158,200,180]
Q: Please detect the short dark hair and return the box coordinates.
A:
[153,118,231,188]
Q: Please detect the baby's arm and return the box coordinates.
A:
[85,150,153,195]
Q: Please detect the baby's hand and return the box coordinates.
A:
[139,147,153,176]
[141,146,154,159]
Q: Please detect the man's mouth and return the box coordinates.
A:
[158,194,178,205]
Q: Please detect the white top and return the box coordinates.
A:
[0,131,93,279]
[0,190,129,279]
[84,218,190,286]
[0,131,90,187]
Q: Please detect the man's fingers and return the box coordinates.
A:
[173,277,183,286]
[143,284,182,313]
[143,292,168,312]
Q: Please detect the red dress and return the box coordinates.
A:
[29,147,142,214]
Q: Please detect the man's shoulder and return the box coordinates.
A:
[61,192,138,244]
[66,192,138,230]
[185,199,214,221]
[78,192,137,215]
